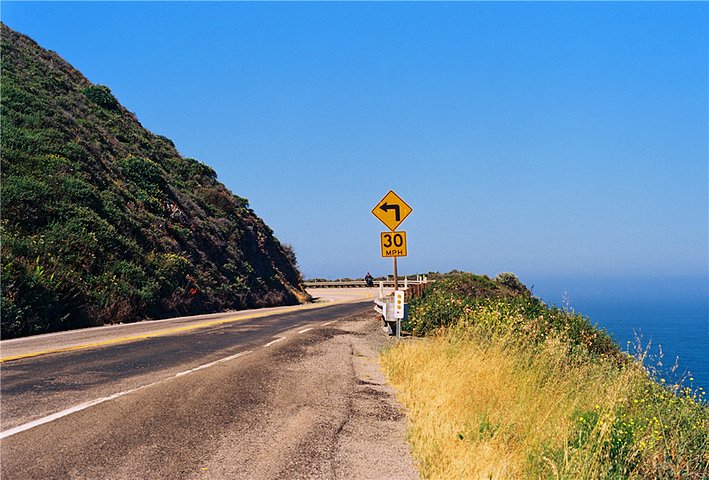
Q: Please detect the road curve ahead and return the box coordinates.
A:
[1,292,417,479]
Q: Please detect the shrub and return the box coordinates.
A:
[1,255,73,337]
[406,271,531,336]
[281,243,298,268]
[82,85,120,111]
[43,206,121,270]
[148,252,194,301]
[175,157,218,182]
[57,175,100,211]
[1,175,54,232]
[406,271,620,360]
[495,271,531,296]
[118,156,168,197]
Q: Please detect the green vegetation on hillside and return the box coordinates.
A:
[382,272,708,479]
[1,24,308,338]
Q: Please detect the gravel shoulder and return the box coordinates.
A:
[196,309,419,479]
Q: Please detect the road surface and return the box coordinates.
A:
[0,289,417,479]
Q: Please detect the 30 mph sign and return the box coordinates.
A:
[380,231,407,257]
[372,190,412,231]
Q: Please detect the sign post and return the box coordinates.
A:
[372,190,412,337]
[393,257,398,292]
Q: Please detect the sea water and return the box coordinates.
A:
[573,299,708,393]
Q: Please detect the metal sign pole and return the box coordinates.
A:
[393,257,398,291]
[393,257,400,339]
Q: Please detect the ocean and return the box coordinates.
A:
[571,299,708,394]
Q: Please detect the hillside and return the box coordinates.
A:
[0,23,308,338]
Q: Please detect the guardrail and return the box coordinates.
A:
[374,297,397,336]
[374,298,387,317]
[304,276,428,289]
[306,279,429,338]
[304,280,369,288]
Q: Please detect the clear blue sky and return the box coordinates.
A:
[3,1,707,305]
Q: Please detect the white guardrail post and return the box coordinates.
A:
[374,298,386,318]
[375,296,403,337]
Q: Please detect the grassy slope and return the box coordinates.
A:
[381,272,708,479]
[1,23,308,338]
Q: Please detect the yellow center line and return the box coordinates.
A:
[1,292,372,363]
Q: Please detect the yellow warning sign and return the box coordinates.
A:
[380,231,407,257]
[372,190,412,231]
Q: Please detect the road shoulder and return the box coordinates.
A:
[333,315,419,480]
[197,311,419,479]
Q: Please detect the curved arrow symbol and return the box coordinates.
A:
[379,202,400,221]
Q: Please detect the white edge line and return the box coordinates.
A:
[0,391,130,440]
[323,321,336,326]
[264,337,286,347]
[174,350,251,377]
[297,327,313,334]
[0,350,252,440]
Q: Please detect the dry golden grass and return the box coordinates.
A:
[381,331,637,479]
[382,274,708,478]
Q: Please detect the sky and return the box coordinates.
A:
[2,1,707,306]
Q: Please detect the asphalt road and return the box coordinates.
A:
[0,292,417,479]
[0,289,381,363]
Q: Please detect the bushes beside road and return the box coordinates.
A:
[382,272,708,479]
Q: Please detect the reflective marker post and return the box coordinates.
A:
[394,290,405,340]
